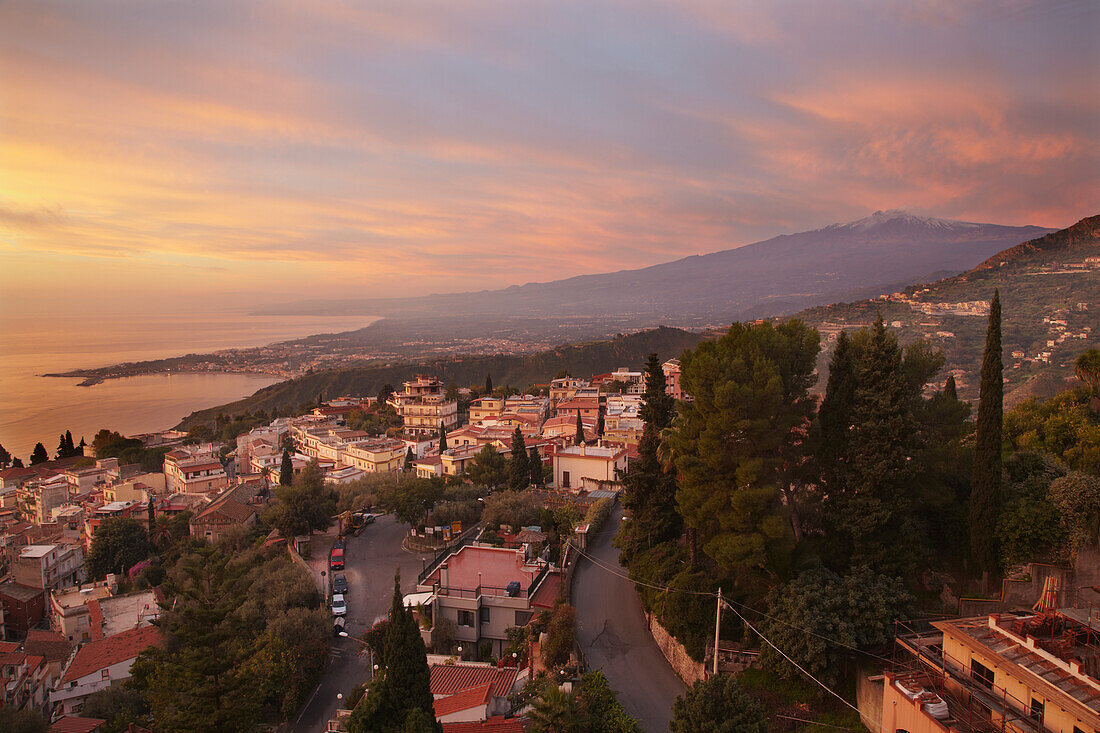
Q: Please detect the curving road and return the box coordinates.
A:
[294,514,432,732]
[573,502,686,733]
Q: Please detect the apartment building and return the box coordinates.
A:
[51,625,162,716]
[17,475,70,525]
[391,376,460,438]
[661,359,691,402]
[13,543,86,592]
[163,445,228,495]
[888,609,1100,733]
[414,544,557,659]
[551,443,628,492]
[548,377,589,404]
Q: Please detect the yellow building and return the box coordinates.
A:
[888,610,1100,733]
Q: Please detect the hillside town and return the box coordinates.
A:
[0,361,687,730]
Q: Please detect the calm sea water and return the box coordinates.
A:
[0,312,378,463]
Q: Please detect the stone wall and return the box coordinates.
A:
[856,668,885,733]
[647,613,707,686]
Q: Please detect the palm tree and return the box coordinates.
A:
[528,682,589,733]
[1075,348,1100,396]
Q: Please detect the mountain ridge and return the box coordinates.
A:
[259,211,1055,327]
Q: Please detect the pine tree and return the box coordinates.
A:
[11,458,24,468]
[404,447,415,471]
[438,424,448,453]
[509,428,529,491]
[528,446,543,488]
[56,434,67,459]
[485,373,493,394]
[65,430,75,456]
[574,413,585,445]
[0,443,10,469]
[279,448,293,486]
[971,289,1003,575]
[30,442,49,465]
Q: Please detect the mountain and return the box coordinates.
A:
[261,211,1054,327]
[789,215,1100,405]
[177,326,705,429]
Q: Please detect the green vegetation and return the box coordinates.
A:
[178,327,704,430]
[86,517,152,580]
[670,675,768,733]
[971,289,1003,574]
[128,539,328,731]
[348,573,441,733]
[29,441,49,465]
[467,444,507,490]
[0,707,48,733]
[263,461,337,539]
[92,429,172,473]
[509,427,529,490]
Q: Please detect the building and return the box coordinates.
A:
[188,491,259,544]
[325,466,367,485]
[888,609,1100,733]
[549,377,589,405]
[51,625,162,716]
[391,376,460,438]
[50,583,159,644]
[342,437,406,473]
[0,581,47,640]
[415,544,556,659]
[552,398,600,423]
[551,443,628,492]
[163,444,228,495]
[13,543,86,592]
[661,359,690,402]
[17,474,71,525]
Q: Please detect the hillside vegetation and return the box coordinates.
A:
[178,326,704,429]
[791,215,1100,404]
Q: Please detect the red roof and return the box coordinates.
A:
[50,716,106,733]
[87,598,104,641]
[442,717,526,733]
[430,664,517,698]
[433,683,493,716]
[61,625,162,683]
[0,467,36,480]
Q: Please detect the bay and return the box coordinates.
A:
[0,311,378,463]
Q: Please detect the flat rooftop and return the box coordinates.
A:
[429,545,541,591]
[20,544,57,558]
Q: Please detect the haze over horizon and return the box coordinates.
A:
[2,1,1098,319]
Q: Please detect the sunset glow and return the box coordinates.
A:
[1,1,1097,316]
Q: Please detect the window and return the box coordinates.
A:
[458,610,474,627]
[562,471,570,489]
[480,607,491,624]
[971,659,994,690]
[1030,699,1044,722]
[101,669,110,679]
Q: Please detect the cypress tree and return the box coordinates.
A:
[147,497,156,539]
[817,331,857,497]
[574,412,585,445]
[970,289,1003,575]
[279,448,293,486]
[943,374,958,401]
[438,424,448,453]
[349,572,440,732]
[528,445,543,488]
[621,353,681,554]
[56,434,67,459]
[65,430,75,456]
[509,427,529,490]
[595,408,604,437]
[404,447,415,471]
[485,373,493,394]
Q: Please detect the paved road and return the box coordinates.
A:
[294,514,432,733]
[573,502,685,733]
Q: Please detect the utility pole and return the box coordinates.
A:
[713,587,722,676]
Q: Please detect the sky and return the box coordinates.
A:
[1,0,1097,316]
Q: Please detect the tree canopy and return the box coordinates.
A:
[263,461,336,539]
[86,517,152,580]
[670,675,768,733]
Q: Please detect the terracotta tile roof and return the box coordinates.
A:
[430,664,518,698]
[193,497,256,525]
[442,716,526,732]
[60,625,162,683]
[88,598,104,641]
[24,629,74,662]
[50,716,106,733]
[433,683,493,716]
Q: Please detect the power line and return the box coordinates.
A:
[723,600,880,730]
[571,541,894,665]
[772,714,861,730]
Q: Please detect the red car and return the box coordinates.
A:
[329,547,345,570]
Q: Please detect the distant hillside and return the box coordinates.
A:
[790,215,1100,405]
[177,326,704,429]
[260,211,1053,328]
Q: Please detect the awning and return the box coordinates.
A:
[403,591,435,608]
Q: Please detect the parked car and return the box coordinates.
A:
[330,547,345,570]
[332,615,346,637]
[331,593,347,616]
[333,573,348,594]
[333,536,346,550]
[359,513,376,525]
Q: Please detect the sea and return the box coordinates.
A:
[0,311,379,464]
